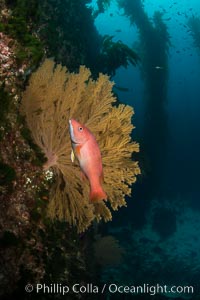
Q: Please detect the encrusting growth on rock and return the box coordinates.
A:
[21,59,140,232]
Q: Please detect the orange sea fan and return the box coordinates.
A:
[21,59,140,232]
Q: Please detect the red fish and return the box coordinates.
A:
[69,119,107,202]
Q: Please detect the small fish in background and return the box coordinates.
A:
[69,119,107,202]
[115,29,122,32]
[114,85,129,92]
[155,66,164,70]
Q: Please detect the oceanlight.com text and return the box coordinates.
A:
[25,283,194,296]
[108,283,194,296]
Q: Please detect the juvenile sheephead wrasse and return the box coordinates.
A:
[69,119,107,202]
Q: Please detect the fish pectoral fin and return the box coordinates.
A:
[75,145,82,157]
[70,149,75,163]
[71,145,82,162]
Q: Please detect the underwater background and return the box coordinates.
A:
[0,0,200,299]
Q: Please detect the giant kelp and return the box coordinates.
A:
[21,59,140,232]
[93,35,140,77]
[118,0,170,199]
[38,0,101,72]
[38,0,139,76]
[188,16,200,53]
[92,0,112,18]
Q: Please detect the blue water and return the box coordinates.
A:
[95,0,200,123]
[89,1,200,299]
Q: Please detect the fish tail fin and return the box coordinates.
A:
[90,186,107,202]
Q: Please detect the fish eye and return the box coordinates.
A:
[78,127,83,132]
